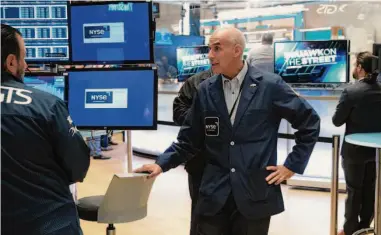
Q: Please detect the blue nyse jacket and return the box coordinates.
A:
[156,65,321,220]
[1,73,90,235]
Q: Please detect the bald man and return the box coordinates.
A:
[135,27,320,235]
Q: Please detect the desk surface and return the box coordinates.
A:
[345,133,381,148]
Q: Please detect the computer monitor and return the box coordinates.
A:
[66,68,157,130]
[68,1,154,64]
[176,46,210,81]
[1,1,69,63]
[23,74,65,100]
[274,40,350,83]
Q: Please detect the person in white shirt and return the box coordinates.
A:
[246,33,274,73]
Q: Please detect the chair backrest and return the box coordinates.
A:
[97,173,156,223]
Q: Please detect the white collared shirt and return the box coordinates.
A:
[222,61,248,124]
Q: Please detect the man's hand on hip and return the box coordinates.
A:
[265,165,295,185]
[133,164,163,179]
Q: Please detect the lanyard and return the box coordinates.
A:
[228,81,245,119]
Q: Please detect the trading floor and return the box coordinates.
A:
[78,137,350,235]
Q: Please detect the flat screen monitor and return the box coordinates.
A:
[1,1,69,63]
[176,46,210,81]
[68,1,154,64]
[66,68,157,130]
[24,74,65,100]
[274,40,349,83]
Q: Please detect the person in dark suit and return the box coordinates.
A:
[135,26,320,235]
[172,69,214,235]
[333,51,381,235]
[1,24,90,235]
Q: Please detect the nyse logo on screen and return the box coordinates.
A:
[86,91,113,104]
[84,89,128,109]
[83,23,125,44]
[84,26,110,39]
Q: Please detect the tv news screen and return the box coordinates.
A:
[68,1,153,64]
[176,46,210,81]
[66,69,157,130]
[1,1,69,63]
[24,74,65,99]
[274,40,349,83]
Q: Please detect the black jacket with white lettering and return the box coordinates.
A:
[1,72,90,235]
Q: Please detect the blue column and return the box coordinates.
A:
[294,12,304,41]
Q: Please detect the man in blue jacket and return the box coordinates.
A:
[135,26,320,235]
[1,24,90,235]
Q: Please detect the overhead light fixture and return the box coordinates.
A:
[243,28,288,35]
[299,27,331,32]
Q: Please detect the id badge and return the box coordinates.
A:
[205,117,219,136]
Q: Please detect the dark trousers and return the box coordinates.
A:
[197,194,271,235]
[342,159,376,235]
[189,172,203,235]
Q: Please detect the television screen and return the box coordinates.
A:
[66,69,157,130]
[274,40,349,83]
[24,75,65,100]
[1,1,69,63]
[176,46,210,81]
[69,1,153,64]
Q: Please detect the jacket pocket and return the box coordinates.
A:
[244,169,271,202]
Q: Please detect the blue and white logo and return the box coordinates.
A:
[84,25,110,39]
[85,91,113,104]
[84,89,128,109]
[83,22,124,44]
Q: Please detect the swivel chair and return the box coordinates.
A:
[352,228,375,235]
[76,173,155,235]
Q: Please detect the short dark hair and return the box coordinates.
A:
[262,33,273,45]
[1,24,22,71]
[356,51,379,83]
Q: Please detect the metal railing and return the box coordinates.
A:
[331,135,341,235]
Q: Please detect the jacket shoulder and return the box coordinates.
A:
[251,68,284,88]
[1,80,64,119]
[26,85,63,106]
[343,82,371,100]
[187,70,212,89]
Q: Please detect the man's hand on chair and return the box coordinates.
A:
[133,164,163,179]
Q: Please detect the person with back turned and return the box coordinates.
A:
[333,52,381,235]
[1,24,90,235]
[135,26,320,235]
[172,68,214,235]
[246,33,274,72]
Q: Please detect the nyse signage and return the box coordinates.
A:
[83,22,124,43]
[84,89,128,109]
[85,91,113,104]
[84,25,111,39]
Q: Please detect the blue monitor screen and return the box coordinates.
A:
[176,46,210,81]
[69,2,153,63]
[67,69,157,129]
[1,1,69,63]
[274,40,349,83]
[24,75,65,99]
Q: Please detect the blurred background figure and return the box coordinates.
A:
[157,55,178,79]
[246,33,274,73]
